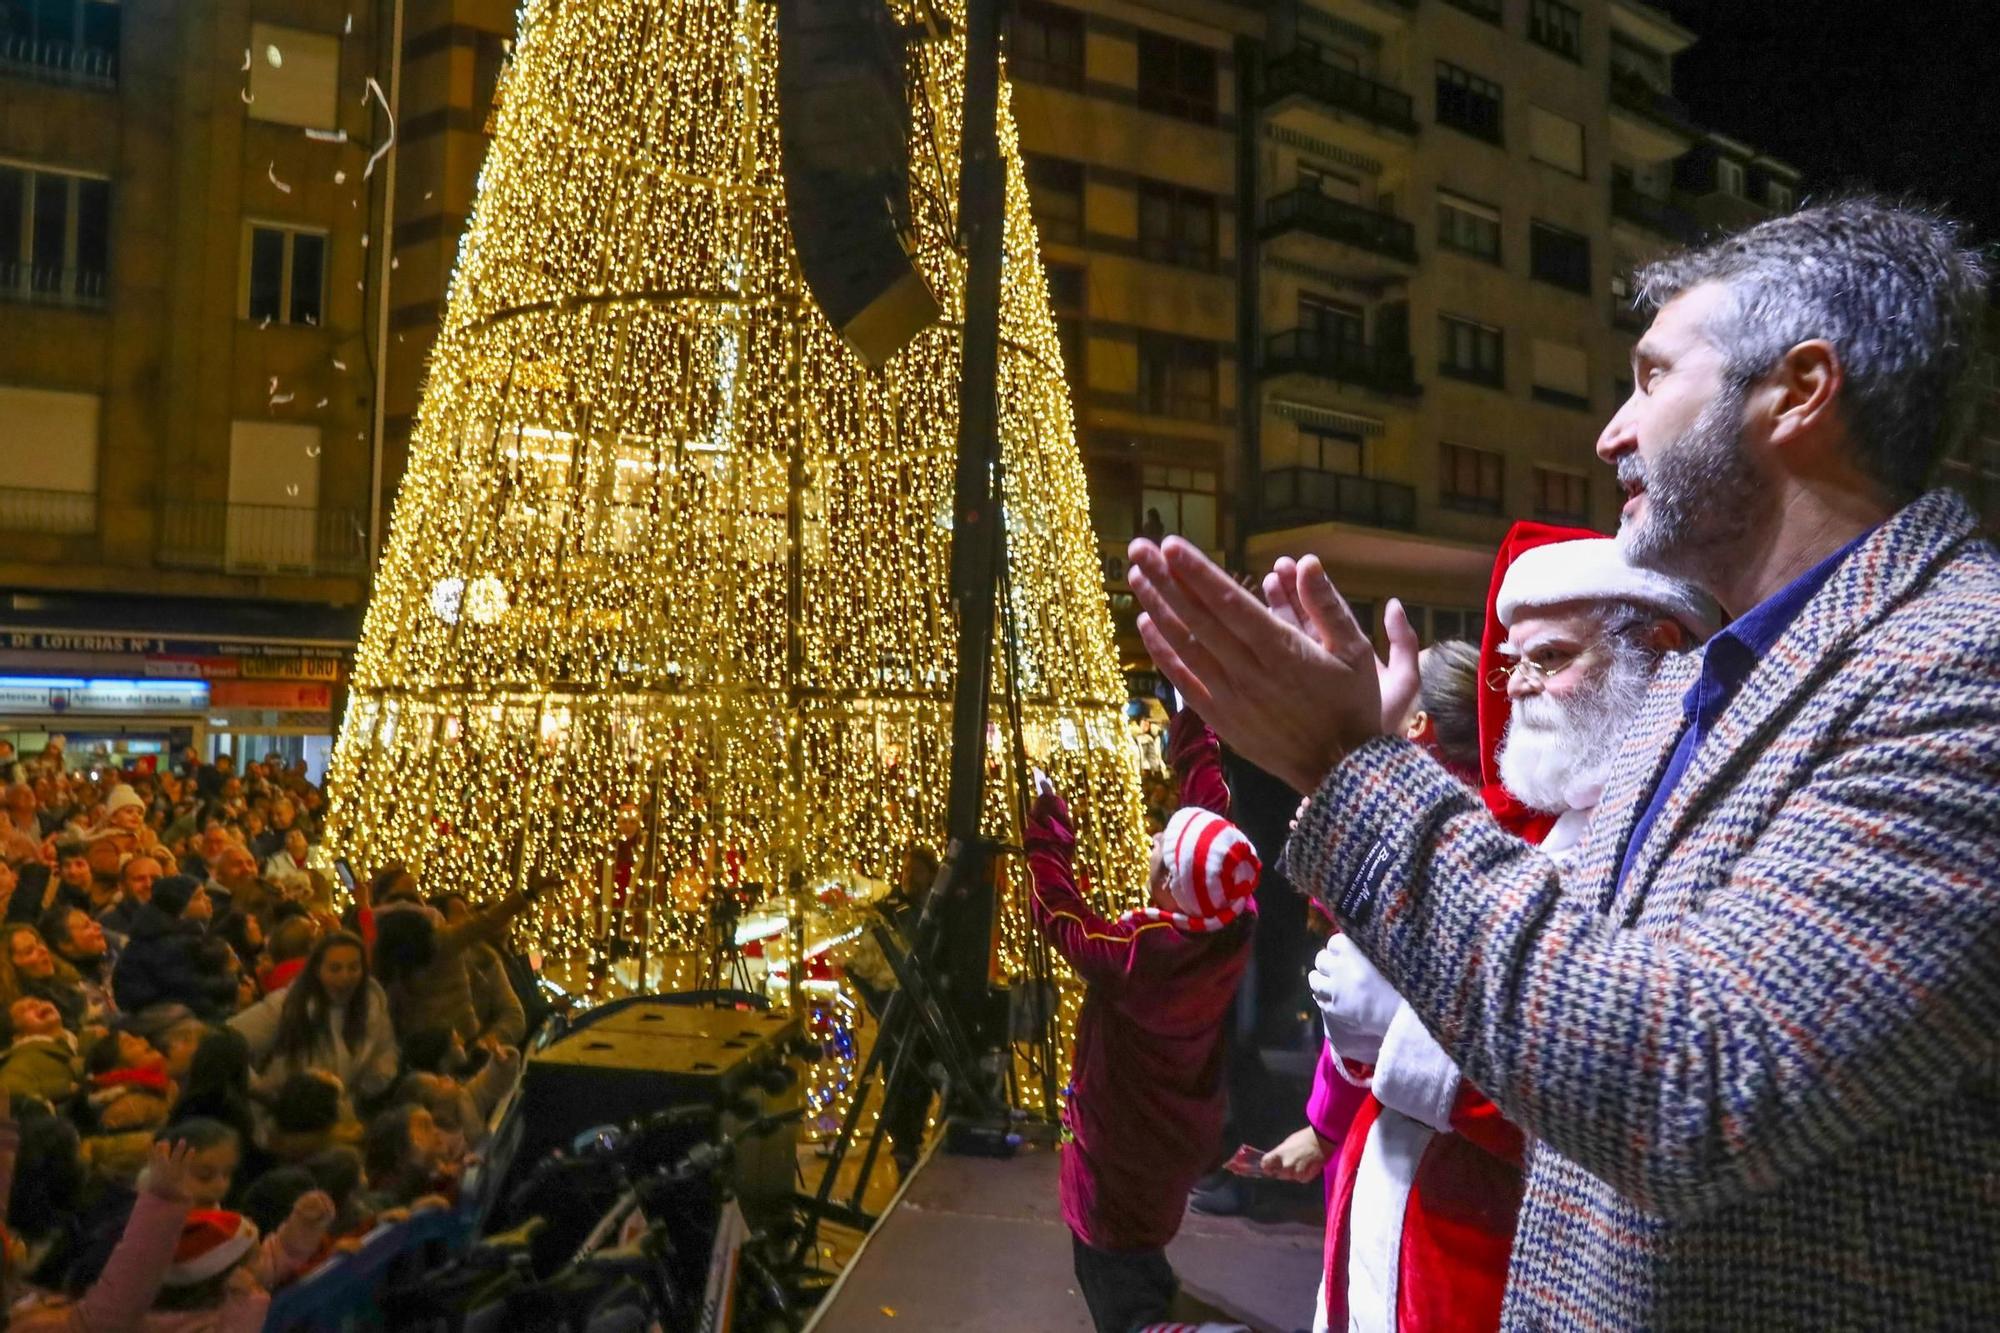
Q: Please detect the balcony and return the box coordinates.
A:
[0,34,116,90]
[157,502,369,577]
[1260,49,1417,136]
[1260,467,1416,532]
[1611,296,1647,334]
[1263,329,1418,398]
[1608,66,1698,161]
[0,486,95,535]
[1610,179,1700,245]
[1261,189,1416,263]
[0,263,108,312]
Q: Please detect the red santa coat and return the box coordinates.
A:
[1316,520,1597,1333]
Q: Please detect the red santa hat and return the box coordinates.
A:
[1123,807,1260,934]
[1496,538,1719,638]
[163,1210,259,1287]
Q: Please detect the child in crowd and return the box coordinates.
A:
[1026,707,1257,1333]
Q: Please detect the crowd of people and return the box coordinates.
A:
[0,746,548,1329]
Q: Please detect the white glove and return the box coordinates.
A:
[1307,935,1401,1066]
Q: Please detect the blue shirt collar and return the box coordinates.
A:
[1685,526,1877,726]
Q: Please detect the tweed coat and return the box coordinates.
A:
[1283,489,2000,1330]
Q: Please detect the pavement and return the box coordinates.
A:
[807,1140,1323,1332]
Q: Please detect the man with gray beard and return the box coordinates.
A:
[1489,538,1715,859]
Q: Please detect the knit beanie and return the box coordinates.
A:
[163,1210,258,1286]
[1124,807,1259,933]
[103,785,145,817]
[151,874,200,918]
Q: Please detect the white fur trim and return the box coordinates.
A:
[1496,538,1718,639]
[1370,1003,1462,1134]
[1348,1108,1433,1333]
[165,1215,257,1286]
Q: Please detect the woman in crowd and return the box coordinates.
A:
[0,924,90,1033]
[248,932,397,1109]
[373,886,537,1044]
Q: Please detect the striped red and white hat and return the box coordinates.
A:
[1125,807,1260,933]
[164,1210,259,1287]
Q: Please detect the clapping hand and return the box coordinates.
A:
[1126,537,1418,795]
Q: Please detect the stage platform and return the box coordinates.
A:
[806,1139,1322,1332]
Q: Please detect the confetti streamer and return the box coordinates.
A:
[305,128,348,143]
[259,316,271,330]
[334,169,347,184]
[267,377,280,395]
[265,44,282,68]
[361,233,369,248]
[344,12,352,34]
[240,87,254,104]
[315,398,329,409]
[362,76,395,179]
[332,358,348,371]
[307,443,323,457]
[241,48,251,71]
[267,162,293,194]
[271,392,296,408]
[284,483,300,496]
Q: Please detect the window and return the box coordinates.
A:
[1439,442,1504,514]
[1716,157,1746,198]
[1611,35,1668,92]
[1529,220,1591,294]
[1442,0,1502,23]
[0,385,98,533]
[0,164,109,308]
[1300,424,1363,476]
[1528,0,1582,61]
[227,421,321,569]
[1008,1,1084,89]
[242,224,326,326]
[247,23,340,131]
[1047,263,1085,378]
[1531,338,1591,410]
[1300,293,1364,346]
[1136,31,1216,124]
[1414,605,1480,644]
[1025,156,1083,245]
[1140,465,1218,549]
[1534,467,1590,523]
[0,0,119,81]
[1439,314,1503,388]
[1437,191,1500,261]
[1528,106,1585,177]
[1137,181,1216,269]
[1436,62,1502,144]
[1767,180,1794,212]
[1138,333,1217,421]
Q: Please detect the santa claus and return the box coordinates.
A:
[1292,523,1715,1333]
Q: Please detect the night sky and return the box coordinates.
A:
[1661,0,2000,247]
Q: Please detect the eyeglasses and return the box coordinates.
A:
[1485,650,1585,693]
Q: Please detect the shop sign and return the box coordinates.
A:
[0,679,211,714]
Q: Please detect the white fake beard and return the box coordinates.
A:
[1497,654,1651,813]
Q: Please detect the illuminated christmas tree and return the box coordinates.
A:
[325,0,1148,1013]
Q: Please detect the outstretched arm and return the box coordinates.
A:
[1024,792,1151,989]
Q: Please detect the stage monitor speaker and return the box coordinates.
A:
[516,1003,802,1215]
[777,0,941,368]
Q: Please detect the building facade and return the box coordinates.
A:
[0,0,1850,763]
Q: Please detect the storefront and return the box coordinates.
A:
[0,623,351,782]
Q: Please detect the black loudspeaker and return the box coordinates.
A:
[516,1002,803,1214]
[777,0,942,367]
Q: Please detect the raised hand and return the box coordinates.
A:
[1263,556,1422,736]
[147,1138,196,1202]
[1127,536,1388,795]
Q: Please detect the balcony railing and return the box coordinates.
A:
[0,262,108,311]
[0,34,116,90]
[157,502,368,577]
[1608,66,1699,138]
[0,486,95,535]
[1261,467,1416,532]
[1611,179,1700,244]
[1260,49,1417,135]
[1261,188,1416,262]
[1263,329,1419,397]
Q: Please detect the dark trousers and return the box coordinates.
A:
[1072,1234,1177,1333]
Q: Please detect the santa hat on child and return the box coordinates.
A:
[163,1210,259,1287]
[1124,807,1260,934]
